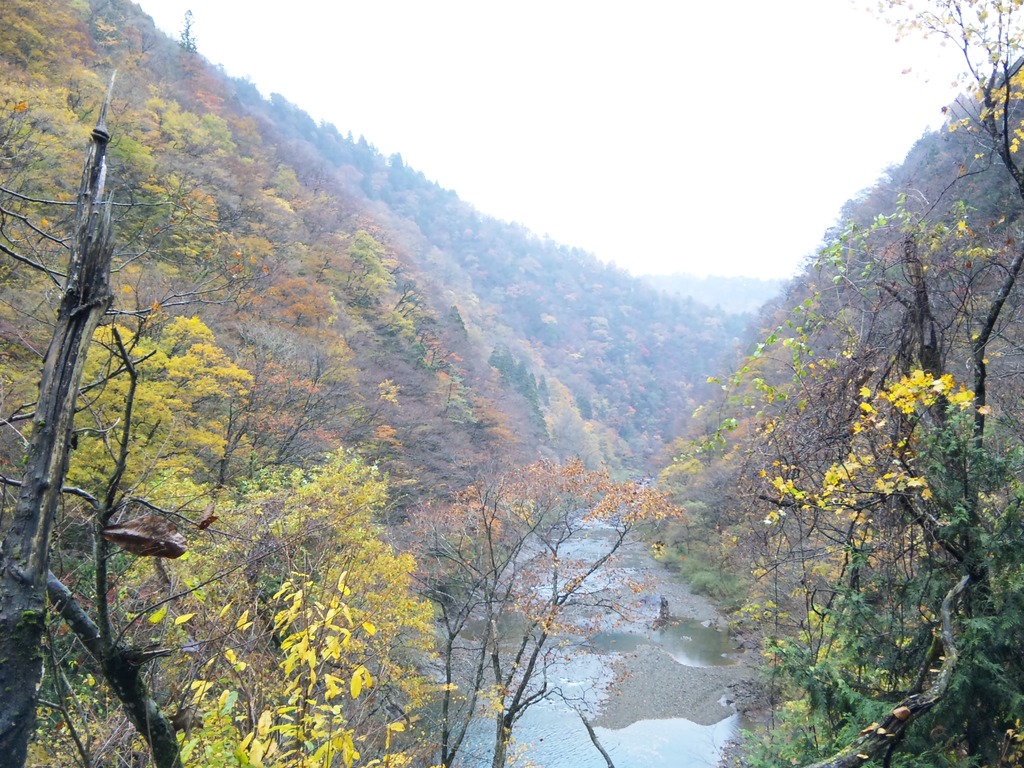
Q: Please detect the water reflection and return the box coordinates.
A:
[458,622,740,767]
[593,714,740,768]
[589,618,738,667]
[465,700,739,768]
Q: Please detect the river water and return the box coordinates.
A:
[500,707,739,768]
[458,526,742,767]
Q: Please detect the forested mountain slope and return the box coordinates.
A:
[14,1,1024,767]
[1,0,748,507]
[0,2,740,765]
[248,80,751,476]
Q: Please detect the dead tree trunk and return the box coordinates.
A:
[0,89,116,765]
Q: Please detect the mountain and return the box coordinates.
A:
[0,4,767,764]
[0,0,755,504]
[15,2,1024,767]
[640,273,785,315]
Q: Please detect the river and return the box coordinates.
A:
[459,527,751,767]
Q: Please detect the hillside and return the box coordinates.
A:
[0,0,755,504]
[243,87,754,480]
[0,2,758,765]
[10,2,1024,768]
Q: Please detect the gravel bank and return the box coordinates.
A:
[591,539,762,731]
[593,643,748,727]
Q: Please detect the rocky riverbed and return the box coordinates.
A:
[442,531,764,768]
[590,540,764,738]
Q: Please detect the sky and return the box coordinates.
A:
[138,1,965,279]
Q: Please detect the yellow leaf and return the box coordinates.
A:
[324,673,345,700]
[148,605,168,624]
[257,709,273,737]
[175,613,195,625]
[362,621,377,636]
[189,679,213,702]
[351,670,364,699]
[351,665,372,699]
[388,721,406,732]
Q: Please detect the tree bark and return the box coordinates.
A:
[0,88,115,765]
[491,715,510,768]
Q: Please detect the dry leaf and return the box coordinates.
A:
[102,515,187,558]
[196,501,218,531]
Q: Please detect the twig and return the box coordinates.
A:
[576,709,616,768]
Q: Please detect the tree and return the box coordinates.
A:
[408,459,675,768]
[68,317,253,496]
[0,84,129,765]
[707,4,1024,760]
[0,82,260,768]
[179,10,197,53]
[173,454,433,768]
[721,202,1024,765]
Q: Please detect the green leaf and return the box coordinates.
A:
[220,689,239,715]
[148,605,168,624]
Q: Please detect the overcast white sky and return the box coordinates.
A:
[138,1,965,279]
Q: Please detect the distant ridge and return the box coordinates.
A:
[640,273,784,315]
